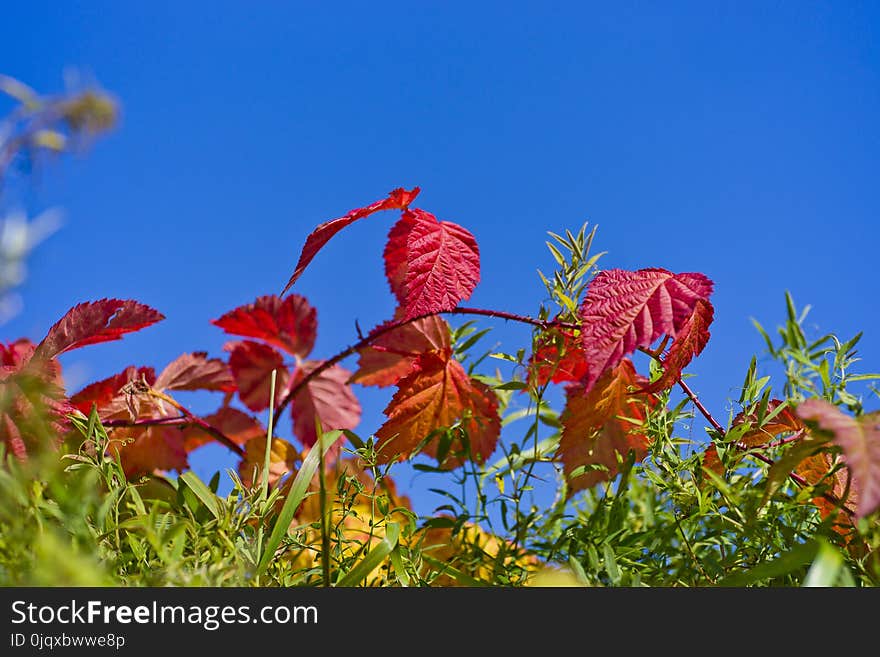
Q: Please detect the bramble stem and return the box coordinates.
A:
[272,306,579,427]
[640,348,852,516]
[103,393,244,457]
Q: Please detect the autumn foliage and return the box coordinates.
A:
[2,186,879,586]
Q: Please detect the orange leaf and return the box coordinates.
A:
[732,399,804,448]
[797,399,880,518]
[350,314,451,388]
[112,425,188,477]
[557,359,658,496]
[375,350,500,467]
[701,444,725,480]
[238,436,300,488]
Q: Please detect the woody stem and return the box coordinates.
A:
[272,306,578,427]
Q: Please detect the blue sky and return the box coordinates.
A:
[2,2,878,515]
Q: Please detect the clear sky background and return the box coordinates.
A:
[2,2,878,514]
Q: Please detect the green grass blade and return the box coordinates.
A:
[257,429,342,574]
[179,471,220,520]
[336,522,401,587]
[389,545,410,587]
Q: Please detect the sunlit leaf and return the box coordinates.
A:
[579,269,713,392]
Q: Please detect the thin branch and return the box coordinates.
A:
[674,514,714,584]
[272,306,577,427]
[103,395,244,457]
[676,378,726,435]
[641,348,854,518]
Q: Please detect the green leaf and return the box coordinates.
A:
[494,380,529,391]
[848,373,880,382]
[803,540,853,587]
[480,435,559,484]
[717,541,819,586]
[179,471,220,520]
[257,429,342,574]
[750,318,776,356]
[603,543,621,585]
[336,522,401,587]
[421,554,486,587]
[761,434,829,507]
[389,545,410,587]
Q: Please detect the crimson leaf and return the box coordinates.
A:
[400,209,481,320]
[154,352,236,393]
[211,294,317,358]
[34,298,164,360]
[644,298,714,393]
[226,340,290,412]
[280,187,420,296]
[290,361,361,452]
[579,268,713,392]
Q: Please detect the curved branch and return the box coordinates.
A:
[640,347,854,518]
[272,306,578,427]
[102,407,245,457]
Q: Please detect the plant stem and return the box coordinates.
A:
[667,361,853,516]
[272,306,579,427]
[261,369,277,501]
[103,411,244,456]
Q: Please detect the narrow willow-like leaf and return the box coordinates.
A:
[420,553,486,587]
[336,522,401,587]
[716,541,818,586]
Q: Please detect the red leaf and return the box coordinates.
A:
[644,299,714,392]
[182,407,266,452]
[557,359,658,496]
[731,399,804,448]
[527,327,588,388]
[384,211,418,303]
[400,210,481,319]
[375,350,500,467]
[69,366,157,420]
[350,314,451,388]
[280,187,420,296]
[290,361,361,452]
[226,341,290,412]
[0,365,68,460]
[797,399,880,518]
[112,426,188,477]
[211,294,317,358]
[0,338,36,369]
[154,352,235,393]
[34,299,164,360]
[579,268,713,392]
